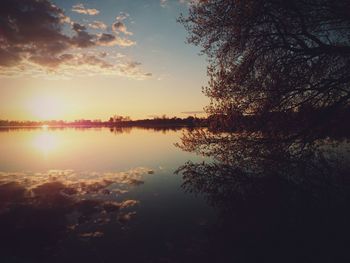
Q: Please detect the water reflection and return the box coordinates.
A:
[0,127,217,263]
[32,132,60,155]
[176,130,350,262]
[0,127,195,172]
[1,127,348,262]
[0,168,153,262]
[0,126,186,134]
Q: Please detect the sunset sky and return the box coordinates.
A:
[0,0,208,121]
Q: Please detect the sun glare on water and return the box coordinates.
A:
[32,132,59,155]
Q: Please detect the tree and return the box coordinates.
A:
[180,0,350,129]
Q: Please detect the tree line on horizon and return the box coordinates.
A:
[0,115,207,128]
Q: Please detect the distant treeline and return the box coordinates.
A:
[0,115,207,128]
[2,109,349,137]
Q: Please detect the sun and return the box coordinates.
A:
[28,95,66,120]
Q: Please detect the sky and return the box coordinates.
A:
[0,0,208,121]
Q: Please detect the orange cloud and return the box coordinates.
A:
[72,3,100,15]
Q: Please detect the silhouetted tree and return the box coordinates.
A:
[180,0,350,130]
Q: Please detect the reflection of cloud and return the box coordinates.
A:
[0,167,155,194]
[79,231,104,238]
[120,200,139,208]
[72,3,99,15]
[117,212,137,224]
[0,167,154,257]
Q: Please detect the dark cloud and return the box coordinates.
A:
[113,21,124,31]
[0,0,75,68]
[97,33,118,46]
[0,0,69,60]
[0,48,21,66]
[79,54,113,69]
[0,0,148,79]
[71,29,96,48]
[72,22,87,32]
[29,54,69,68]
[112,21,132,35]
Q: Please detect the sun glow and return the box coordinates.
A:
[32,132,59,155]
[28,95,67,120]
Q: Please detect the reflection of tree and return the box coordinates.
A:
[176,1,350,261]
[109,126,132,134]
[176,129,350,262]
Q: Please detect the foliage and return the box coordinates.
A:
[180,0,350,127]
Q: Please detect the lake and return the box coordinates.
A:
[0,127,349,263]
[0,127,218,263]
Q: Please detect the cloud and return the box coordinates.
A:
[116,12,130,22]
[181,111,206,114]
[160,0,199,7]
[112,21,133,36]
[119,61,152,79]
[112,12,133,36]
[72,3,99,15]
[89,21,107,30]
[114,38,136,47]
[160,0,168,8]
[0,49,21,67]
[0,0,70,57]
[97,33,119,46]
[179,0,201,5]
[0,0,148,80]
[96,33,136,47]
[0,52,152,80]
[71,23,96,47]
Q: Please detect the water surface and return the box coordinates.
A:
[1,127,349,263]
[0,127,216,263]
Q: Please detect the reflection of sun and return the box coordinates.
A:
[32,132,59,154]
